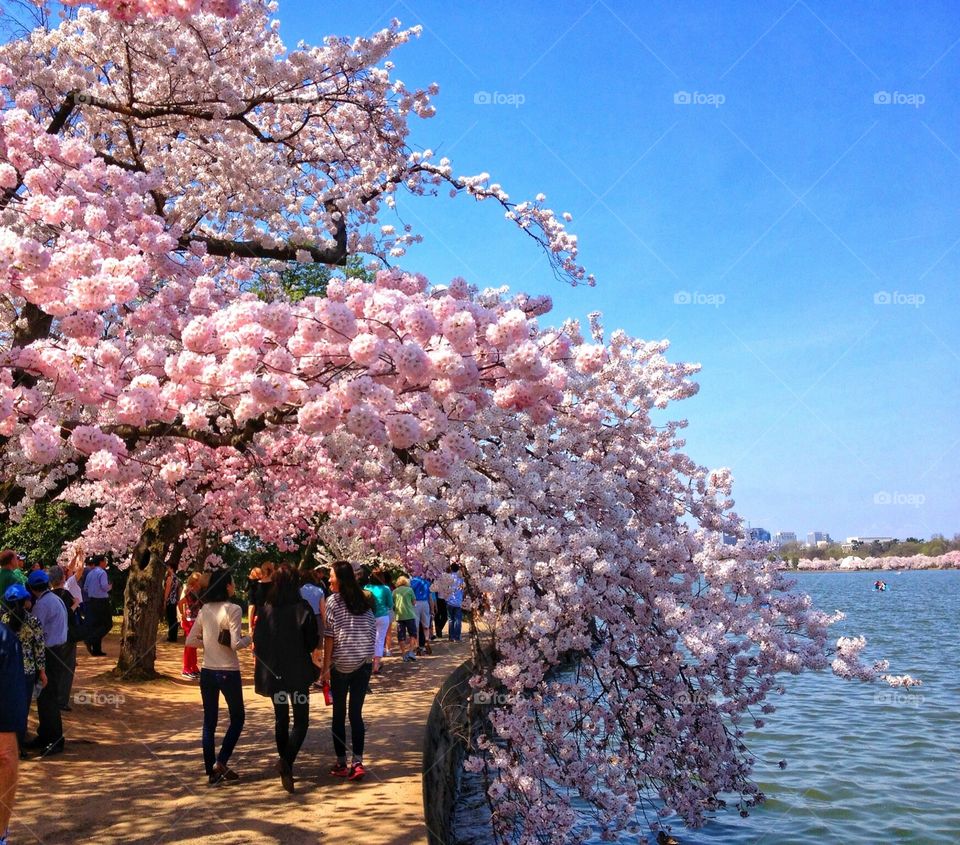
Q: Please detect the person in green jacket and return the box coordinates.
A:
[392,577,418,663]
[0,552,27,610]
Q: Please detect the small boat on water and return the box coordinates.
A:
[873,579,888,591]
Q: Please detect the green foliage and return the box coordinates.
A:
[0,502,94,565]
[218,535,301,602]
[250,255,375,302]
[920,537,947,556]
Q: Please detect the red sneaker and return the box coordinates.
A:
[348,762,367,781]
[330,763,350,777]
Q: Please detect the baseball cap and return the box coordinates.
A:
[3,584,30,603]
[26,569,50,588]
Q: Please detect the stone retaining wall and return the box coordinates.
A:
[422,658,476,845]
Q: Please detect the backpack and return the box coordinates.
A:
[53,589,87,644]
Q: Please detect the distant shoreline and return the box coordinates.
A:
[781,565,960,573]
[772,552,960,573]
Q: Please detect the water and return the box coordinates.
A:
[453,570,960,844]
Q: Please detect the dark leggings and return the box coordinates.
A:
[273,691,310,767]
[165,603,179,642]
[200,668,245,775]
[434,598,447,638]
[330,663,372,763]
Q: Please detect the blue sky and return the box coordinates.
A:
[285,2,960,541]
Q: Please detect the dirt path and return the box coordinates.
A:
[11,626,468,845]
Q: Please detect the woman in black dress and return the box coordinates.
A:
[253,565,319,793]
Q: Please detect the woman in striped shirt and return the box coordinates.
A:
[320,561,375,781]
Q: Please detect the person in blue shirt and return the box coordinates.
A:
[82,554,112,656]
[410,575,434,655]
[26,569,67,756]
[0,616,27,845]
[445,564,465,643]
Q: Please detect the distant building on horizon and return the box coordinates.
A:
[807,531,832,546]
[721,533,737,545]
[747,527,771,542]
[774,531,797,547]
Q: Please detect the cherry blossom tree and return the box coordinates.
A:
[0,2,918,840]
[0,1,587,674]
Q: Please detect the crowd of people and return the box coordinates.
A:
[0,549,116,758]
[0,548,466,844]
[172,560,465,791]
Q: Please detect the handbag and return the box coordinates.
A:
[217,611,231,648]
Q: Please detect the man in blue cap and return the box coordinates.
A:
[26,569,67,756]
[0,597,27,845]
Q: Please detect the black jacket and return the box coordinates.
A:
[253,599,319,696]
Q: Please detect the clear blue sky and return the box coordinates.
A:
[283,1,960,541]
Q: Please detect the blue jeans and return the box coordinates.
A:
[330,663,372,763]
[447,605,463,641]
[199,669,245,774]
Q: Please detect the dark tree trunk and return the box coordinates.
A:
[298,535,320,569]
[114,512,187,680]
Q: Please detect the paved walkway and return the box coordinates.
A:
[12,628,469,844]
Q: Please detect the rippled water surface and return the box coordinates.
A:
[454,570,960,844]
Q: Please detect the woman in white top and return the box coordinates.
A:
[185,569,251,785]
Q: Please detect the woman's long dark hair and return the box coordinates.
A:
[202,568,233,603]
[266,565,301,606]
[334,561,373,616]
